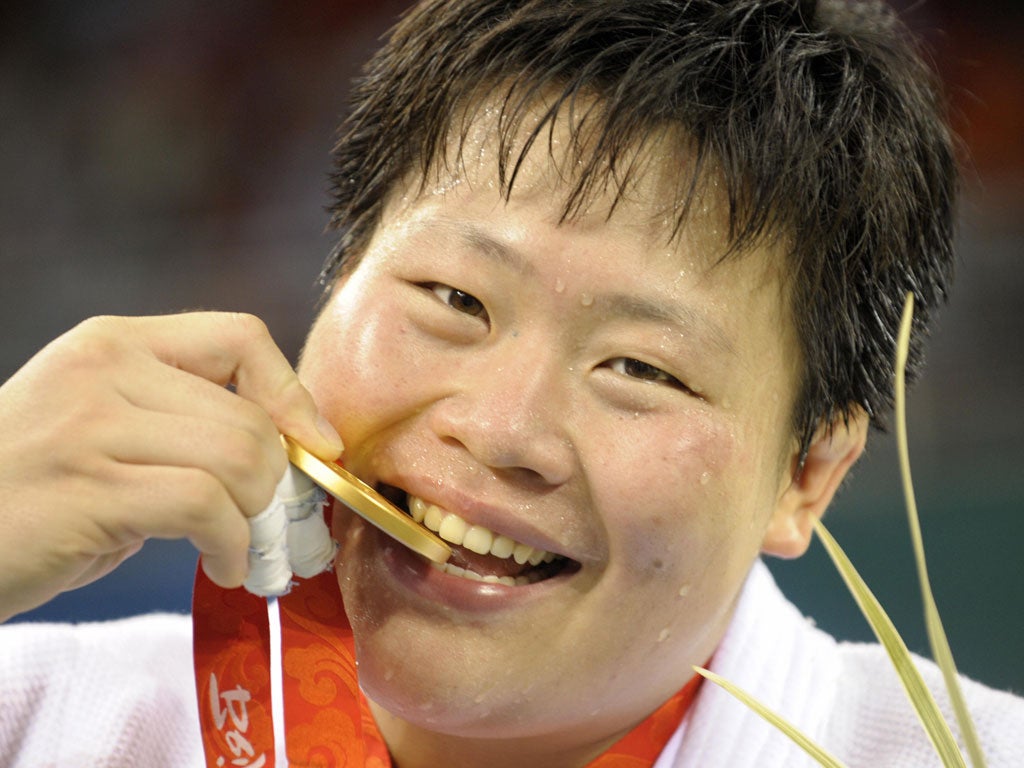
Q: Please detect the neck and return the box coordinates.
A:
[369,700,624,768]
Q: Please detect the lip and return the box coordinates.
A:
[370,524,581,613]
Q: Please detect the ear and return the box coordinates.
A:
[761,408,869,559]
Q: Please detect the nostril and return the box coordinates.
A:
[499,464,554,489]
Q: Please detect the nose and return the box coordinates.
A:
[428,343,575,487]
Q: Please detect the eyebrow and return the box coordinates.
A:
[439,220,735,356]
[451,221,536,275]
[599,293,736,357]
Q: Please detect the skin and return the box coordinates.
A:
[0,103,866,768]
[298,116,868,768]
[0,313,342,623]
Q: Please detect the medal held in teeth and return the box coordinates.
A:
[244,436,451,598]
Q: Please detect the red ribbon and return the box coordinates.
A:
[193,551,700,767]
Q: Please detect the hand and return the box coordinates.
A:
[0,313,343,621]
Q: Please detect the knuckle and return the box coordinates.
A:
[54,317,127,371]
[221,432,272,483]
[263,376,314,428]
[225,312,271,351]
[178,471,231,521]
[233,404,285,461]
[208,430,281,515]
[235,395,279,434]
[75,314,120,334]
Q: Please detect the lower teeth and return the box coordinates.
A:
[429,560,544,587]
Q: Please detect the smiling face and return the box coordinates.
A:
[298,117,815,765]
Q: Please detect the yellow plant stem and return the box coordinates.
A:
[895,293,988,768]
[814,520,967,768]
[693,667,848,768]
[695,292,990,768]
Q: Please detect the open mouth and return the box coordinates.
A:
[378,485,579,586]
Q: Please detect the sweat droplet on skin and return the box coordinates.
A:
[658,628,671,643]
[580,292,594,307]
[678,584,691,598]
[699,471,711,485]
[554,277,566,293]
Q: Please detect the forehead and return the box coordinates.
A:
[383,90,795,307]
[401,90,742,265]
[381,99,797,353]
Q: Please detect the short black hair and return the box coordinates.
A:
[324,0,957,451]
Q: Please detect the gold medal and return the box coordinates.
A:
[282,436,451,564]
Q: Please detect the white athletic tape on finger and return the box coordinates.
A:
[279,463,336,578]
[276,460,317,502]
[243,495,292,597]
[285,490,336,578]
[243,464,338,596]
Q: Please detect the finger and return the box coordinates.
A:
[111,463,253,588]
[62,542,144,593]
[98,314,343,460]
[100,407,285,518]
[110,358,290,488]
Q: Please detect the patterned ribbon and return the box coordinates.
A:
[193,524,701,767]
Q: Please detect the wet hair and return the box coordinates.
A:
[324,0,957,452]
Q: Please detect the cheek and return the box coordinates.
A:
[301,292,422,439]
[597,415,735,583]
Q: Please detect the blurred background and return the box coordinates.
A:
[2,1,1021,695]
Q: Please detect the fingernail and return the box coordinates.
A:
[315,413,344,454]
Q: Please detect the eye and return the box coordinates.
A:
[429,283,488,320]
[607,357,682,387]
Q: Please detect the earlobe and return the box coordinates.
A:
[762,408,869,559]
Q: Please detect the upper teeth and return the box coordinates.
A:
[409,496,557,566]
